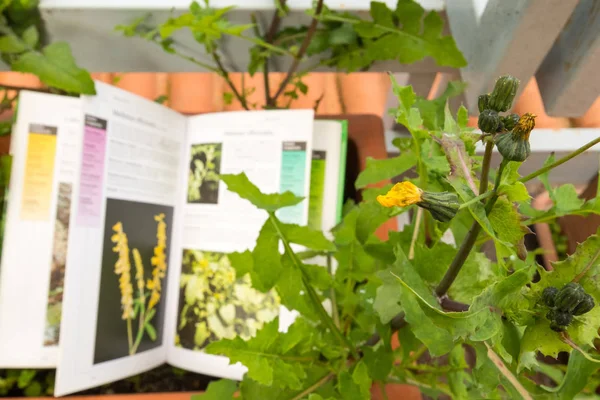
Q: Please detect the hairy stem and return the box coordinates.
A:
[268,213,357,358]
[269,0,324,107]
[289,373,334,400]
[435,146,500,297]
[211,51,249,110]
[519,136,600,184]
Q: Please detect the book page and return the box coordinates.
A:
[164,110,314,380]
[55,82,187,396]
[0,91,82,368]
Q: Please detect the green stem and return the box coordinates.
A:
[289,372,334,400]
[519,136,600,184]
[435,144,501,297]
[268,213,357,358]
[211,51,249,110]
[459,191,494,209]
[127,318,133,355]
[130,291,146,355]
[327,254,340,329]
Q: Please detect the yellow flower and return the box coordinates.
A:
[133,248,145,292]
[376,181,423,208]
[111,221,134,320]
[513,112,536,140]
[147,213,168,311]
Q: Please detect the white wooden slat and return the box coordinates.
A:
[40,0,445,10]
[447,0,580,115]
[536,1,600,117]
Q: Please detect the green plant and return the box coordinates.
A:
[0,0,95,134]
[186,74,600,399]
[117,0,466,111]
[0,369,54,397]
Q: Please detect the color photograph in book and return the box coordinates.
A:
[187,143,222,204]
[175,250,279,350]
[94,198,174,364]
[44,182,72,346]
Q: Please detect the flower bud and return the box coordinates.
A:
[501,113,520,131]
[495,113,536,162]
[376,182,459,222]
[489,75,520,112]
[478,94,490,113]
[418,191,460,223]
[478,109,500,133]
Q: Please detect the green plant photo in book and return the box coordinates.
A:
[196,73,600,400]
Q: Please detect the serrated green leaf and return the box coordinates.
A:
[520,318,570,363]
[23,381,41,397]
[221,172,304,212]
[570,306,600,348]
[488,197,526,248]
[205,318,316,390]
[554,184,585,216]
[279,222,335,251]
[0,34,26,53]
[355,152,417,188]
[12,42,96,94]
[362,346,393,380]
[352,361,372,398]
[449,177,498,242]
[449,252,501,304]
[192,379,237,400]
[370,1,394,28]
[251,220,282,292]
[337,362,371,400]
[415,81,467,131]
[498,161,531,202]
[17,370,35,388]
[532,227,600,297]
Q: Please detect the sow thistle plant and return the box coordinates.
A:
[111,213,167,355]
[193,74,600,400]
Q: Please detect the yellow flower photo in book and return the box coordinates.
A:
[94,199,173,364]
[176,250,280,350]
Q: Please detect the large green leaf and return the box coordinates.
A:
[12,42,96,94]
[251,220,282,292]
[205,318,317,390]
[279,222,335,251]
[355,151,417,189]
[221,173,304,212]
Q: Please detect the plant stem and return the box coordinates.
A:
[268,213,357,358]
[0,84,50,93]
[435,147,505,297]
[479,139,494,195]
[327,254,340,329]
[211,51,249,110]
[263,1,286,106]
[408,208,423,260]
[459,191,494,209]
[289,372,334,400]
[127,318,133,355]
[519,136,600,184]
[269,0,324,107]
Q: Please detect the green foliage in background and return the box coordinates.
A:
[118,0,466,110]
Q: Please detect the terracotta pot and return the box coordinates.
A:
[115,73,165,100]
[572,96,600,128]
[512,78,570,129]
[26,393,197,400]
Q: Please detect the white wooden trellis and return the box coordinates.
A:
[27,0,600,183]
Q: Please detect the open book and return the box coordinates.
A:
[0,82,347,396]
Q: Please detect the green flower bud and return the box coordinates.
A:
[555,282,585,313]
[501,113,520,131]
[418,191,460,222]
[495,113,536,162]
[573,293,595,316]
[489,75,520,112]
[478,109,500,133]
[542,287,559,307]
[478,94,490,113]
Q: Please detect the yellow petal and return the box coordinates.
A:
[376,181,422,208]
[514,113,537,140]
